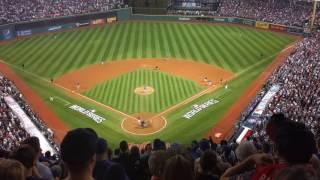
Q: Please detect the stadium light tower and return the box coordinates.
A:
[310,0,319,29]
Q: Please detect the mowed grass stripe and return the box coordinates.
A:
[3,37,45,62]
[123,70,133,111]
[34,35,74,76]
[44,31,81,77]
[220,26,254,66]
[65,28,99,72]
[3,36,48,59]
[149,23,157,58]
[215,26,245,70]
[81,28,105,66]
[233,27,262,63]
[200,25,225,68]
[191,25,217,64]
[185,25,210,63]
[105,25,121,60]
[163,24,177,58]
[48,30,89,75]
[119,24,131,59]
[222,26,255,66]
[131,23,140,59]
[159,23,171,57]
[110,23,127,60]
[164,74,173,106]
[241,30,269,57]
[101,25,117,60]
[209,27,239,71]
[250,30,279,51]
[99,25,113,61]
[0,22,294,78]
[140,22,147,58]
[208,26,236,70]
[9,36,53,67]
[171,24,187,59]
[117,73,127,111]
[59,28,96,75]
[125,23,137,59]
[144,23,152,57]
[27,36,67,74]
[84,69,202,113]
[86,27,107,63]
[178,24,198,60]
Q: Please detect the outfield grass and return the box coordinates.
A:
[84,68,203,114]
[0,22,295,146]
[0,22,293,78]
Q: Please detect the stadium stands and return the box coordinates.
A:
[0,0,320,179]
[169,0,318,28]
[0,75,58,152]
[0,0,123,25]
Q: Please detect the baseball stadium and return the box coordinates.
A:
[0,0,319,179]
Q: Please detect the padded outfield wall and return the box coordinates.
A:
[0,8,131,41]
[0,8,307,41]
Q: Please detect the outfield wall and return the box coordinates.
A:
[130,14,306,35]
[0,8,307,41]
[0,8,132,41]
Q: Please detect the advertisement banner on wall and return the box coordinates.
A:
[178,17,191,21]
[241,18,256,26]
[48,25,62,32]
[231,18,242,24]
[17,29,32,36]
[286,26,303,34]
[1,29,15,40]
[91,19,105,25]
[255,21,270,29]
[75,22,90,27]
[269,24,286,31]
[227,17,235,23]
[213,17,227,22]
[107,17,117,23]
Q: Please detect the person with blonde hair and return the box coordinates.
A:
[0,158,25,180]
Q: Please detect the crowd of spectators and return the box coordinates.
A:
[0,75,58,152]
[234,30,320,149]
[263,32,320,138]
[0,0,124,25]
[168,0,320,28]
[218,0,311,27]
[0,118,319,180]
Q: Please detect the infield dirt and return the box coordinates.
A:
[55,58,234,135]
[55,58,234,92]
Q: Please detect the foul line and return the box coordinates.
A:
[0,59,138,120]
[53,96,71,106]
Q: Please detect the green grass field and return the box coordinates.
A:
[84,68,203,114]
[0,21,295,147]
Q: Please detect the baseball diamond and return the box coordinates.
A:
[0,19,297,147]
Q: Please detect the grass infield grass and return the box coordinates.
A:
[84,68,203,114]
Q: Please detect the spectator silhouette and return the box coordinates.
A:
[60,128,98,180]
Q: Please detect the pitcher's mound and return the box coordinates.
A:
[134,86,154,95]
[121,113,167,135]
